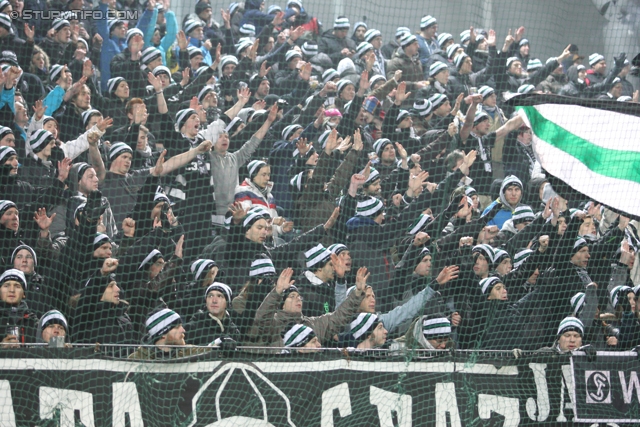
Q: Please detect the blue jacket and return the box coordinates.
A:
[416,34,438,68]
[240,0,272,35]
[97,4,155,91]
[483,200,512,229]
[96,3,125,92]
[0,86,15,113]
[42,86,64,116]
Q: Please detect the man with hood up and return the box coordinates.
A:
[482,175,529,230]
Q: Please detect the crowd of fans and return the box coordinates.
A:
[0,0,638,358]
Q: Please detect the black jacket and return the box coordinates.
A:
[185,310,241,346]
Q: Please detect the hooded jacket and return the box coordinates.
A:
[483,176,528,229]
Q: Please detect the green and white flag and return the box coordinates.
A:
[516,103,640,216]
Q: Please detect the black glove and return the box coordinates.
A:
[577,344,596,361]
[614,52,627,70]
[213,336,237,352]
[86,190,107,222]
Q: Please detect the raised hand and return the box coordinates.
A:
[413,231,430,246]
[252,99,266,111]
[324,128,339,153]
[237,86,251,105]
[181,68,190,86]
[351,173,366,186]
[267,103,278,122]
[147,72,163,92]
[487,29,496,47]
[34,208,55,231]
[229,202,249,224]
[395,142,408,159]
[100,258,119,275]
[94,116,113,133]
[213,44,222,67]
[320,81,337,97]
[57,158,72,182]
[355,267,370,293]
[197,140,213,153]
[557,44,573,62]
[276,267,295,294]
[272,10,285,27]
[395,82,411,105]
[189,96,199,110]
[358,69,370,92]
[248,39,260,62]
[504,28,514,47]
[258,60,271,77]
[220,8,231,28]
[436,265,460,285]
[352,128,363,151]
[336,135,352,153]
[295,137,310,156]
[122,218,135,237]
[174,235,184,259]
[515,26,525,42]
[176,30,189,51]
[408,170,430,196]
[290,26,305,42]
[24,24,35,41]
[151,150,167,176]
[32,100,47,121]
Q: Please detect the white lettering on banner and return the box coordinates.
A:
[0,380,16,427]
[478,394,520,427]
[556,365,575,422]
[39,387,95,427]
[320,383,352,426]
[526,363,550,422]
[369,386,412,427]
[434,383,461,427]
[618,371,640,404]
[112,383,144,427]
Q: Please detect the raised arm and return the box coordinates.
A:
[495,115,524,139]
[150,140,213,176]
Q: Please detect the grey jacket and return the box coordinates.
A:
[207,135,263,218]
